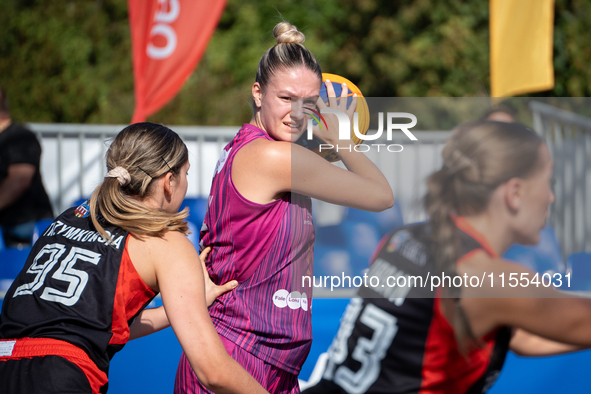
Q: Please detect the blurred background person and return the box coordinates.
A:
[302,121,591,394]
[0,85,53,247]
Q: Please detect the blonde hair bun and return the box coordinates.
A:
[273,22,305,45]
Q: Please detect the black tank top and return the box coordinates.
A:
[304,219,511,394]
[0,204,157,374]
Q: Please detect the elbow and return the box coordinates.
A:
[371,188,394,212]
[198,369,226,393]
[384,192,395,210]
[193,361,228,392]
[509,346,528,357]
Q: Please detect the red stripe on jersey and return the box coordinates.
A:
[421,218,499,393]
[420,295,495,393]
[109,236,157,345]
[0,337,108,394]
[369,232,392,266]
[454,216,499,258]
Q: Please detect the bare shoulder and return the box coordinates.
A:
[128,232,197,272]
[151,231,197,256]
[235,138,292,168]
[232,139,294,197]
[129,230,191,252]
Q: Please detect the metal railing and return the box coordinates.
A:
[368,131,450,223]
[530,101,591,257]
[29,123,237,213]
[311,131,451,226]
[29,123,451,222]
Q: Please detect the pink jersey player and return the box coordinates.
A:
[175,22,393,394]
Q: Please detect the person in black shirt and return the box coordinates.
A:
[0,85,53,247]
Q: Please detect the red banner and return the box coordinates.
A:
[129,0,226,123]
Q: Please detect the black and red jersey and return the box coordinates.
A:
[303,218,511,394]
[0,204,157,377]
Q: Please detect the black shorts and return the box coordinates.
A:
[0,338,108,393]
[0,355,96,393]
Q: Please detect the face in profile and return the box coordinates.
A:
[168,161,190,214]
[513,144,555,245]
[252,67,321,142]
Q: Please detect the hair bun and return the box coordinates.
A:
[273,22,305,45]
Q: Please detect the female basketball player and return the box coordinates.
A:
[174,22,394,394]
[0,123,268,394]
[302,120,591,394]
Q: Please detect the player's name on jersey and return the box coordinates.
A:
[42,221,125,249]
[386,230,428,267]
[364,258,415,305]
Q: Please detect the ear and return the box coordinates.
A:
[252,82,263,108]
[163,172,174,196]
[503,177,523,212]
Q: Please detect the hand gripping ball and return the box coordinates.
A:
[299,73,370,162]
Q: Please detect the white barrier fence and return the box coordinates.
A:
[29,123,450,223]
[531,101,591,257]
[29,124,237,213]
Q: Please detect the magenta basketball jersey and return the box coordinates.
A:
[198,124,314,374]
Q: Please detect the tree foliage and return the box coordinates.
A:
[0,0,589,125]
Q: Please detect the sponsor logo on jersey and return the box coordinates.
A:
[273,289,308,311]
[214,147,231,175]
[386,230,411,253]
[75,202,90,218]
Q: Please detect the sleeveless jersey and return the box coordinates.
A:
[304,218,510,394]
[0,204,157,376]
[197,124,315,374]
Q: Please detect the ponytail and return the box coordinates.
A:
[424,120,544,349]
[89,123,190,242]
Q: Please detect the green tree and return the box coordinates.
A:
[1,0,590,125]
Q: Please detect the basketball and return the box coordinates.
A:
[301,73,370,162]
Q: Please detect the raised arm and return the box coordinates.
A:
[233,82,393,211]
[131,232,268,394]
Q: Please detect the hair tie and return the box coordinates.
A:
[105,166,131,186]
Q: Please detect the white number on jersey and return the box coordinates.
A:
[13,243,102,306]
[323,299,399,394]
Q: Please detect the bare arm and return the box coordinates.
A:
[129,247,239,340]
[129,306,170,340]
[461,253,591,347]
[234,85,393,210]
[510,328,585,356]
[290,142,393,211]
[146,232,268,394]
[0,163,35,210]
